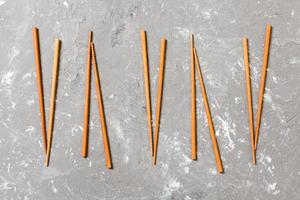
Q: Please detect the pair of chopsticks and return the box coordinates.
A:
[190,34,224,173]
[81,31,112,169]
[140,30,167,165]
[242,25,272,164]
[32,27,61,166]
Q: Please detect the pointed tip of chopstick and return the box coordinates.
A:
[81,151,88,158]
[152,156,157,166]
[45,158,49,167]
[106,163,113,169]
[252,155,256,165]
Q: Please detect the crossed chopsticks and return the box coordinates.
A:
[81,31,112,169]
[190,34,224,173]
[243,25,272,164]
[140,30,167,165]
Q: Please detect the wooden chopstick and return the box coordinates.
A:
[45,39,61,166]
[91,42,112,169]
[193,48,224,173]
[190,34,197,160]
[140,30,154,157]
[81,31,93,157]
[153,38,167,165]
[254,25,272,150]
[32,27,47,154]
[242,38,256,164]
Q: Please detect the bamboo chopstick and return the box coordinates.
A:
[45,39,61,166]
[254,25,272,150]
[191,34,197,160]
[32,27,47,154]
[242,38,256,164]
[91,43,112,169]
[153,38,167,165]
[81,31,93,158]
[140,30,154,157]
[193,48,223,173]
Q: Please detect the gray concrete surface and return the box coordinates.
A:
[0,0,299,199]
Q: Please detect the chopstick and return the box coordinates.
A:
[140,30,154,157]
[153,38,167,165]
[32,27,47,154]
[91,42,112,169]
[45,39,61,166]
[193,48,224,173]
[254,25,272,150]
[81,31,93,158]
[190,34,197,160]
[242,38,256,164]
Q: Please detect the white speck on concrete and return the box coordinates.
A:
[161,178,182,199]
[0,0,6,6]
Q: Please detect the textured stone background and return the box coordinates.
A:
[0,0,299,199]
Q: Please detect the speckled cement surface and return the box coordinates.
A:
[0,0,299,199]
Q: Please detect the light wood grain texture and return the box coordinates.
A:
[91,43,112,169]
[32,27,47,154]
[153,38,167,165]
[140,30,154,157]
[242,38,256,164]
[45,39,61,166]
[191,34,197,160]
[193,48,224,173]
[81,31,93,157]
[255,25,272,150]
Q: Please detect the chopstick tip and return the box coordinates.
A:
[107,164,113,169]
